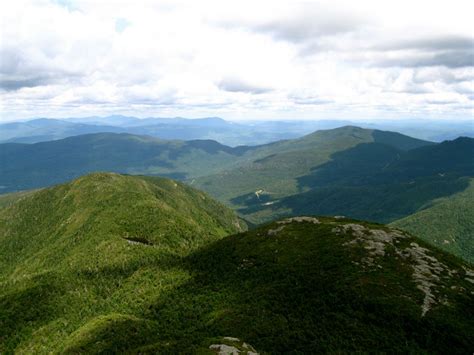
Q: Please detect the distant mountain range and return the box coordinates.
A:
[1,115,472,146]
[0,116,351,146]
[0,173,472,353]
[0,126,432,194]
[1,126,473,262]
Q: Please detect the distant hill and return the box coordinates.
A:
[0,118,125,143]
[219,136,473,225]
[391,178,474,263]
[194,126,432,202]
[382,137,474,180]
[196,134,473,264]
[6,116,469,146]
[0,126,431,194]
[0,116,356,146]
[0,133,257,192]
[1,182,472,354]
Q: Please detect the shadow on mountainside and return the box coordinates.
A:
[61,219,474,353]
[233,139,473,224]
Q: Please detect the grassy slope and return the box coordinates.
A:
[0,173,244,353]
[0,190,37,209]
[391,178,474,264]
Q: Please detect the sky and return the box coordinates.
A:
[0,0,473,122]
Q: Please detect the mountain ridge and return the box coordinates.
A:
[0,173,244,276]
[0,176,472,353]
[3,116,469,145]
[1,128,471,266]
[0,126,433,194]
[215,135,473,223]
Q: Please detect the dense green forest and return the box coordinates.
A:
[391,178,474,263]
[0,176,472,352]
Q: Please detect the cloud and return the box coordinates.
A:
[379,35,474,52]
[290,96,333,105]
[371,35,474,69]
[0,76,53,91]
[211,2,365,43]
[375,35,474,51]
[0,0,473,121]
[425,99,460,105]
[424,51,473,68]
[218,78,272,94]
[374,50,473,69]
[254,10,362,43]
[0,46,83,91]
[412,67,474,84]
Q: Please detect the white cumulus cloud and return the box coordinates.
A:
[0,0,472,121]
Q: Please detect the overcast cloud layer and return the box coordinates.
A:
[0,0,473,121]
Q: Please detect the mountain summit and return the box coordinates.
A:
[0,173,244,276]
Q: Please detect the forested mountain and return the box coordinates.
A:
[0,175,472,353]
[0,117,351,146]
[210,136,473,226]
[1,127,472,263]
[2,116,472,145]
[0,133,255,192]
[0,126,431,194]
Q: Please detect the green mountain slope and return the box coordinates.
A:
[0,172,244,275]
[380,136,474,181]
[0,116,345,146]
[142,217,473,353]
[229,137,474,227]
[194,126,432,201]
[0,126,431,194]
[391,178,474,263]
[0,118,124,143]
[2,127,470,264]
[1,187,473,353]
[0,133,257,192]
[2,116,473,145]
[0,189,37,209]
[0,173,244,353]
